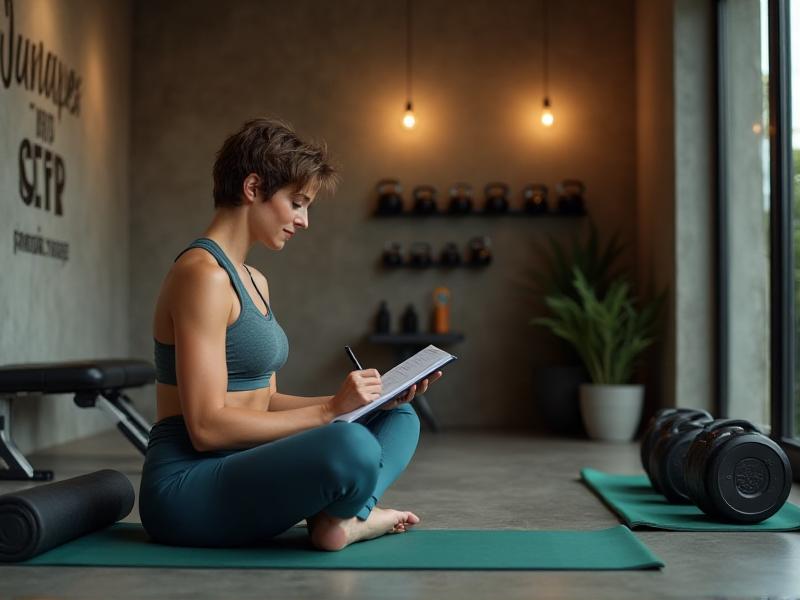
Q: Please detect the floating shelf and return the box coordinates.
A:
[372,209,586,218]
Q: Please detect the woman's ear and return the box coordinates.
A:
[243,173,262,203]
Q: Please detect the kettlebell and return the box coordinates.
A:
[684,419,792,523]
[408,242,433,268]
[382,242,404,268]
[439,242,462,267]
[376,179,404,215]
[448,182,474,214]
[641,408,712,479]
[413,185,438,215]
[467,236,492,267]
[522,184,549,215]
[483,182,510,214]
[556,179,586,215]
[648,413,714,503]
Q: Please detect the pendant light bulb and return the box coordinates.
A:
[403,101,416,129]
[541,97,554,127]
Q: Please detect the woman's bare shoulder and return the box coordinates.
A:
[164,249,232,307]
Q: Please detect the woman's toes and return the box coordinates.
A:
[404,512,420,525]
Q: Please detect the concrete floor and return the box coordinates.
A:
[1,429,799,599]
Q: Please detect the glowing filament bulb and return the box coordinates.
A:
[403,101,416,129]
[541,97,554,127]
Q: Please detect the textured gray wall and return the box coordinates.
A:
[0,0,132,452]
[129,0,637,428]
[635,0,716,414]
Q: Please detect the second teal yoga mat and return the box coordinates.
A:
[22,523,663,570]
[581,468,800,531]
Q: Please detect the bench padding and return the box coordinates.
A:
[0,360,155,394]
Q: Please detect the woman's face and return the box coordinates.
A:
[251,183,316,251]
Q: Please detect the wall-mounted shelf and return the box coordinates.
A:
[372,209,586,218]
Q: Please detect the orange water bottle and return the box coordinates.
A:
[432,286,451,334]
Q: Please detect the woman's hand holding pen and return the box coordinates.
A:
[328,369,383,416]
[380,370,443,411]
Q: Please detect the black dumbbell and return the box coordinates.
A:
[376,179,404,215]
[640,408,712,488]
[648,412,714,503]
[684,419,792,524]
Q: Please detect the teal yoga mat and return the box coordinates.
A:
[21,522,663,570]
[581,468,800,531]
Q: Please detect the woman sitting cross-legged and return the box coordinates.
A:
[140,118,442,551]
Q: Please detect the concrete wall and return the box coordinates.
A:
[635,0,716,415]
[129,0,638,428]
[721,0,770,427]
[0,0,132,452]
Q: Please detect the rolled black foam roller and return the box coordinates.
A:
[0,469,134,562]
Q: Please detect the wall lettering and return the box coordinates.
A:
[0,0,82,119]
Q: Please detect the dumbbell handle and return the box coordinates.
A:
[703,418,761,434]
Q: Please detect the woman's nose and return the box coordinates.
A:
[295,210,308,230]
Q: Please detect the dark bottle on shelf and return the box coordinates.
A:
[375,301,391,334]
[401,304,419,333]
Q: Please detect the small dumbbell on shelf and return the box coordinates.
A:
[522,183,549,215]
[412,185,438,215]
[483,182,510,214]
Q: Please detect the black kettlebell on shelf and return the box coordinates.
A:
[522,183,549,215]
[448,182,473,215]
[439,242,462,267]
[467,236,492,267]
[408,242,433,268]
[382,242,404,268]
[412,185,438,215]
[556,179,586,215]
[376,179,404,215]
[401,304,419,333]
[648,412,714,503]
[483,182,510,214]
[684,419,792,524]
[640,408,713,481]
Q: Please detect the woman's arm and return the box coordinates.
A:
[171,263,381,451]
[268,375,334,410]
[172,264,335,451]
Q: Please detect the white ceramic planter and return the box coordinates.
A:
[579,384,644,442]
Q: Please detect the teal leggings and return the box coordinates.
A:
[138,404,420,547]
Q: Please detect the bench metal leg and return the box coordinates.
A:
[411,394,441,432]
[0,397,53,481]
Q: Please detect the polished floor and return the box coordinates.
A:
[1,427,799,599]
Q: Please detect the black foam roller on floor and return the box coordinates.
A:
[0,469,134,562]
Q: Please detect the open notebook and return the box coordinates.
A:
[333,345,457,423]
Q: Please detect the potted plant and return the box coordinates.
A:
[521,222,626,435]
[533,267,664,441]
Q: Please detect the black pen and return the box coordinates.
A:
[344,345,364,371]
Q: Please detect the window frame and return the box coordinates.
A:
[716,0,800,480]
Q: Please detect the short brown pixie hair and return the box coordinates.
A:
[212,118,338,208]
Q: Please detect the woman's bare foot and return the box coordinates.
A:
[308,507,420,551]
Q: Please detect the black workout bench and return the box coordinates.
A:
[0,360,155,481]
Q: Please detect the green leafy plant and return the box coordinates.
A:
[524,220,627,303]
[533,267,664,385]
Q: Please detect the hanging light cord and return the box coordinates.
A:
[406,0,413,107]
[542,0,549,101]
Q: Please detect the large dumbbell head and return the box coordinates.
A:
[648,415,713,503]
[685,419,792,524]
[640,408,712,488]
